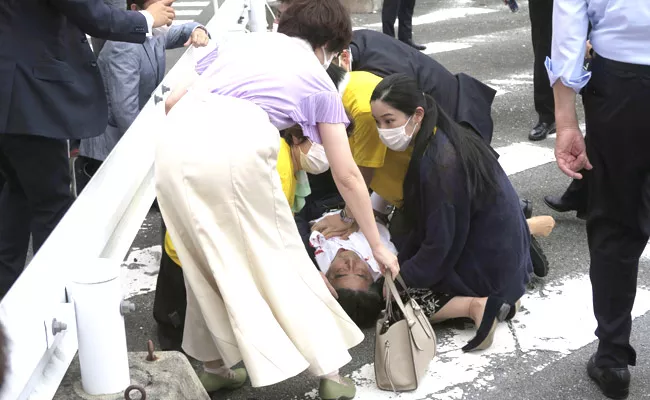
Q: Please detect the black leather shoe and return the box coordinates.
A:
[520,198,533,219]
[587,355,630,399]
[543,195,576,213]
[528,121,556,141]
[402,39,426,51]
[529,236,549,277]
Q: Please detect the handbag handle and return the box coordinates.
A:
[383,271,414,327]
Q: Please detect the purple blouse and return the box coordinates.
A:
[191,32,349,144]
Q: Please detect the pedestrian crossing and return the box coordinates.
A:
[172,0,212,25]
[118,1,650,399]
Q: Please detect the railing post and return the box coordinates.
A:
[68,259,133,396]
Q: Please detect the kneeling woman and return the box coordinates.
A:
[370,74,533,352]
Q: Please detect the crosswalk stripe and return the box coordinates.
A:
[363,7,499,28]
[174,1,211,6]
[347,276,650,399]
[172,19,196,25]
[175,9,203,16]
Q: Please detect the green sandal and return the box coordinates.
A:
[199,367,247,393]
[319,376,356,400]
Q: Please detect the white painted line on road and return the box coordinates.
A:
[172,19,196,25]
[175,9,203,16]
[174,1,210,6]
[422,42,473,55]
[342,275,650,399]
[121,245,162,299]
[497,142,556,176]
[364,7,498,28]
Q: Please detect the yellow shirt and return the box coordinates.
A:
[165,138,296,266]
[343,71,413,208]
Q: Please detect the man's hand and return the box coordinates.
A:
[185,27,210,47]
[311,213,359,239]
[148,0,176,28]
[555,125,592,179]
[585,40,593,59]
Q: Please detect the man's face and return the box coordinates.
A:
[325,249,374,292]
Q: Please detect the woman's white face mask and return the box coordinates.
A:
[300,141,330,174]
[321,47,335,69]
[377,116,419,152]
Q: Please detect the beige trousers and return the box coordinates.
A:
[154,92,364,388]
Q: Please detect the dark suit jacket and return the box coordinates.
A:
[350,29,497,144]
[0,0,149,140]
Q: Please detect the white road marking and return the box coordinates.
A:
[422,26,530,56]
[343,275,650,399]
[497,142,556,176]
[422,42,473,55]
[121,246,162,299]
[174,1,211,6]
[172,19,196,25]
[364,7,498,28]
[175,9,203,16]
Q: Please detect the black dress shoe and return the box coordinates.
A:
[528,121,556,141]
[520,198,533,219]
[587,355,631,399]
[543,195,576,213]
[529,236,549,277]
[402,39,426,51]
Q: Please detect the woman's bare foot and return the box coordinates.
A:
[527,216,556,237]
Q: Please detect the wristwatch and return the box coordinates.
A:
[339,208,354,224]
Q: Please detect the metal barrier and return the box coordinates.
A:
[0,2,269,398]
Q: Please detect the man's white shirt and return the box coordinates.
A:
[309,212,398,282]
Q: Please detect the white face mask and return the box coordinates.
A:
[300,142,330,174]
[377,116,418,152]
[272,22,279,32]
[152,25,170,37]
[321,47,335,69]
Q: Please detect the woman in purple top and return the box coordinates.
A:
[154,0,399,398]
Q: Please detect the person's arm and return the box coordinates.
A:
[545,0,592,178]
[102,43,142,134]
[319,123,399,277]
[399,156,466,289]
[164,23,209,50]
[50,0,175,42]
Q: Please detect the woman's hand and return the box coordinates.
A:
[373,244,400,279]
[311,213,359,239]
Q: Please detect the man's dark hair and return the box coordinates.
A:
[336,283,383,329]
[277,0,352,54]
[127,0,146,10]
[326,63,347,89]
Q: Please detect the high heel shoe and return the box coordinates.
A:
[504,299,521,321]
[462,296,511,352]
[319,377,356,400]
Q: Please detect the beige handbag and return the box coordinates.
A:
[375,273,437,392]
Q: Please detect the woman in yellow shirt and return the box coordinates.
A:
[153,126,332,372]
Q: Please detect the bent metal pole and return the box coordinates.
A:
[69,258,132,395]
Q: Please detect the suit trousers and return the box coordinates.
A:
[0,134,72,297]
[382,0,416,41]
[583,55,650,368]
[528,0,554,123]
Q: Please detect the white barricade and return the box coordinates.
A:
[0,1,268,398]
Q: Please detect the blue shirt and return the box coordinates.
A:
[545,0,650,93]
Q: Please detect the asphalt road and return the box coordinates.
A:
[119,1,650,399]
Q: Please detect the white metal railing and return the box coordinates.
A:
[0,1,270,398]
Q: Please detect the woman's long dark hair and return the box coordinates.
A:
[370,74,500,223]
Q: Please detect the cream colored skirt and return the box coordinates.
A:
[154,92,364,388]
